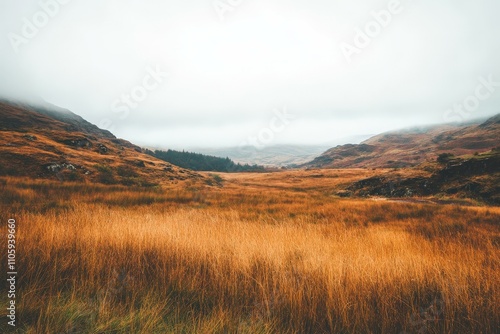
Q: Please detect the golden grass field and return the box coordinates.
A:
[0,171,499,333]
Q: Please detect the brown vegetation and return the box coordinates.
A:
[0,101,201,185]
[1,174,499,333]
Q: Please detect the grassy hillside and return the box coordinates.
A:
[306,115,500,169]
[0,100,202,186]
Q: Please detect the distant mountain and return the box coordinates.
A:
[145,149,265,172]
[0,100,201,186]
[304,115,500,169]
[189,145,335,167]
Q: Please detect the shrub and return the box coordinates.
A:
[95,164,117,184]
[437,153,454,164]
[117,165,138,178]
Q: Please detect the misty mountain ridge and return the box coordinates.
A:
[186,134,373,167]
[0,99,203,185]
[1,96,498,175]
[304,114,500,169]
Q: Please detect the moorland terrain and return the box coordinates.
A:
[0,100,499,333]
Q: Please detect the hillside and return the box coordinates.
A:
[0,100,201,186]
[342,149,500,205]
[305,115,500,169]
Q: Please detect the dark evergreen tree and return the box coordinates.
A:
[147,149,265,172]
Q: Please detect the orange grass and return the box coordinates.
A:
[0,175,499,333]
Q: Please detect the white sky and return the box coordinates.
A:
[1,0,499,149]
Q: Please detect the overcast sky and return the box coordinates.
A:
[1,0,499,149]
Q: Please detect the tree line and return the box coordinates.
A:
[145,149,265,172]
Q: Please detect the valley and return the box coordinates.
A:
[0,100,498,333]
[2,2,499,332]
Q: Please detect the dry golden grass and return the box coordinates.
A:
[0,175,499,333]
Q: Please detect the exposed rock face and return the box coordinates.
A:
[44,163,78,173]
[63,138,92,148]
[97,144,108,154]
[23,134,37,141]
[45,163,62,173]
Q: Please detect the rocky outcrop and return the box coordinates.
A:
[347,152,500,204]
[62,137,93,148]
